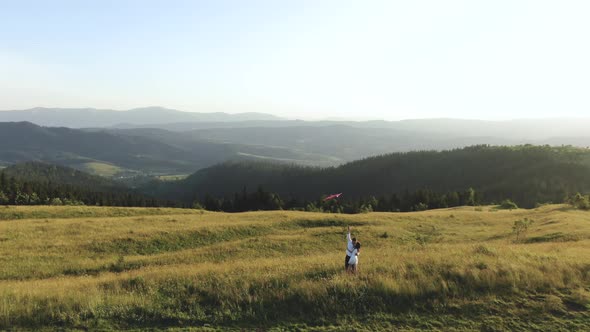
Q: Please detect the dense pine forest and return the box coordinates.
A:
[196,186,480,213]
[151,145,590,209]
[2,145,590,212]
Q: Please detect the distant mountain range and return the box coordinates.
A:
[2,107,590,178]
[0,122,337,177]
[103,123,590,163]
[0,107,283,128]
[2,107,590,142]
[111,117,590,140]
[2,119,590,179]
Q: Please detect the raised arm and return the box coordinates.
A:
[347,226,352,242]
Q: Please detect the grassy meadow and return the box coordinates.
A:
[157,174,190,181]
[0,205,588,331]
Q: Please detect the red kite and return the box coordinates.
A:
[323,193,342,201]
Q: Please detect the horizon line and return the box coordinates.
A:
[1,106,590,123]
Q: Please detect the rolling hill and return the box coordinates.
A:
[181,125,518,161]
[0,122,337,177]
[4,108,590,176]
[0,121,209,175]
[0,162,173,207]
[105,120,590,164]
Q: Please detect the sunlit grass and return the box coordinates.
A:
[0,205,588,330]
[157,174,189,181]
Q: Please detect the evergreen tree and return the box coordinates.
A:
[0,191,8,205]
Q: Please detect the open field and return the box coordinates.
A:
[157,174,190,181]
[80,162,123,177]
[0,205,589,331]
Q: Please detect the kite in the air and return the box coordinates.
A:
[323,193,342,201]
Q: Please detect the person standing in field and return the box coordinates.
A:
[347,242,361,274]
[345,225,357,270]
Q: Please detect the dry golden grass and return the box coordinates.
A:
[0,205,588,330]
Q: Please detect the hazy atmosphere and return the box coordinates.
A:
[2,2,590,331]
[2,0,589,120]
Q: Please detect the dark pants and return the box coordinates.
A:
[345,255,351,269]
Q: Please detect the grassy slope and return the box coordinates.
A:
[0,206,588,331]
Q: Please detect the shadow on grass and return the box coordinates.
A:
[525,232,581,243]
[88,225,271,256]
[290,219,365,228]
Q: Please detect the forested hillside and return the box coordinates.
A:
[2,162,123,190]
[3,145,590,211]
[0,162,176,207]
[151,145,590,208]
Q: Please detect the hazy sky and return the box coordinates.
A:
[1,1,589,120]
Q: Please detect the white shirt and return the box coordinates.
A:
[346,232,354,256]
[348,248,359,265]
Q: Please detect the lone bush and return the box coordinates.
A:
[49,198,63,206]
[512,218,534,242]
[567,193,590,210]
[499,199,518,210]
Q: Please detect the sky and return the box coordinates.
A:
[1,0,589,121]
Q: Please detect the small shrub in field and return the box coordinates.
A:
[63,198,84,206]
[543,295,565,313]
[498,199,518,210]
[49,198,63,206]
[567,193,590,210]
[380,232,389,239]
[359,203,373,213]
[512,218,533,242]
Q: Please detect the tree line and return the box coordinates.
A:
[196,186,479,213]
[3,145,590,213]
[3,167,589,214]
